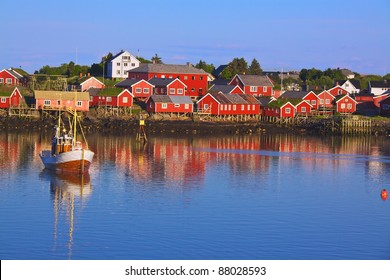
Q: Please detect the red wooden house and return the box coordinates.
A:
[229,74,274,96]
[35,91,90,111]
[335,95,357,114]
[128,64,208,98]
[317,90,336,108]
[89,88,134,107]
[373,93,390,108]
[295,100,313,115]
[279,90,320,110]
[196,92,260,115]
[0,69,23,86]
[115,78,154,100]
[148,78,187,95]
[0,87,23,108]
[263,99,296,118]
[80,77,105,92]
[146,95,193,114]
[328,85,350,97]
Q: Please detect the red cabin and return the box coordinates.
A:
[328,85,350,97]
[80,77,105,92]
[0,87,23,108]
[35,91,90,112]
[295,100,313,115]
[146,95,193,114]
[317,90,336,108]
[89,88,134,107]
[0,69,23,86]
[263,100,296,118]
[115,78,154,100]
[128,64,208,98]
[335,95,357,114]
[229,74,274,96]
[148,78,187,95]
[196,92,260,115]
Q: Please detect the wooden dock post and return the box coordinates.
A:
[136,118,147,142]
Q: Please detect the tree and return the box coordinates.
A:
[248,58,262,75]
[137,56,152,63]
[195,60,215,74]
[151,53,162,64]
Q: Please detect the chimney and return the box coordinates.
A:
[88,73,90,77]
[79,73,82,78]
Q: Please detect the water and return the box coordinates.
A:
[0,132,389,260]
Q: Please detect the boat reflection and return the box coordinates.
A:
[40,171,91,259]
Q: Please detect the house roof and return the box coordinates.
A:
[148,95,172,103]
[148,77,175,86]
[211,78,230,85]
[115,78,145,88]
[169,96,193,104]
[209,84,238,94]
[370,80,390,88]
[213,65,228,77]
[257,96,275,106]
[335,94,357,103]
[280,91,309,99]
[80,77,105,86]
[233,74,274,87]
[335,79,361,89]
[239,94,260,105]
[34,91,89,101]
[128,63,207,75]
[224,94,247,104]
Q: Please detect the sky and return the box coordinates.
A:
[1,0,389,75]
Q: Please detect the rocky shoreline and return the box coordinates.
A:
[1,115,390,136]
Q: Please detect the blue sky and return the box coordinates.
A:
[1,0,389,75]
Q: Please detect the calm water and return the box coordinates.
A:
[0,131,389,260]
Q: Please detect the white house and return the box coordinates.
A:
[336,79,361,94]
[369,80,390,96]
[106,50,140,80]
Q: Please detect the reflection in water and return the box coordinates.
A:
[40,171,91,259]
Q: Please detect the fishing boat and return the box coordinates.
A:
[39,106,94,173]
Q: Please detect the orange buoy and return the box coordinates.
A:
[381,189,388,201]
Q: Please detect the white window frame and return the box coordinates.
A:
[326,99,330,105]
[285,108,291,114]
[311,100,316,105]
[143,88,149,94]
[135,88,142,93]
[177,89,183,95]
[347,103,352,109]
[106,97,112,102]
[170,89,175,95]
[174,104,180,108]
[233,105,236,111]
[6,78,12,84]
[185,104,189,109]
[123,97,128,103]
[0,78,4,83]
[76,101,82,107]
[162,103,167,109]
[250,86,257,92]
[1,97,6,103]
[44,100,51,105]
[301,107,306,113]
[341,103,346,109]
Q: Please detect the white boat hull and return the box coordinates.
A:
[40,149,94,173]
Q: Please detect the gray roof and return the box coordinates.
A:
[370,80,390,88]
[169,96,193,104]
[335,79,361,89]
[34,91,89,101]
[148,77,175,87]
[128,63,207,75]
[224,94,247,104]
[239,94,260,104]
[115,78,144,88]
[257,97,274,106]
[209,84,237,94]
[235,74,274,87]
[280,91,309,99]
[149,95,172,103]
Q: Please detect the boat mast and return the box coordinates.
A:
[73,92,77,146]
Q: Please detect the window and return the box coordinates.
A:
[170,89,175,95]
[162,103,167,109]
[228,105,231,110]
[77,101,82,107]
[341,103,346,109]
[252,105,255,110]
[233,105,236,111]
[347,103,352,109]
[247,105,250,110]
[107,97,112,102]
[200,76,203,80]
[285,108,291,114]
[6,78,12,84]
[0,78,4,83]
[241,105,244,110]
[192,76,195,80]
[301,107,306,113]
[44,100,51,105]
[174,104,180,108]
[311,100,316,105]
[250,86,257,92]
[204,104,209,109]
[326,99,330,105]
[131,63,135,67]
[224,104,227,110]
[191,88,195,92]
[263,86,267,92]
[124,63,128,67]
[177,89,183,95]
[161,75,165,78]
[123,97,128,103]
[117,62,120,66]
[185,104,189,109]
[184,76,188,80]
[116,70,120,75]
[1,97,6,103]
[135,88,142,93]
[320,99,324,104]
[143,88,149,94]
